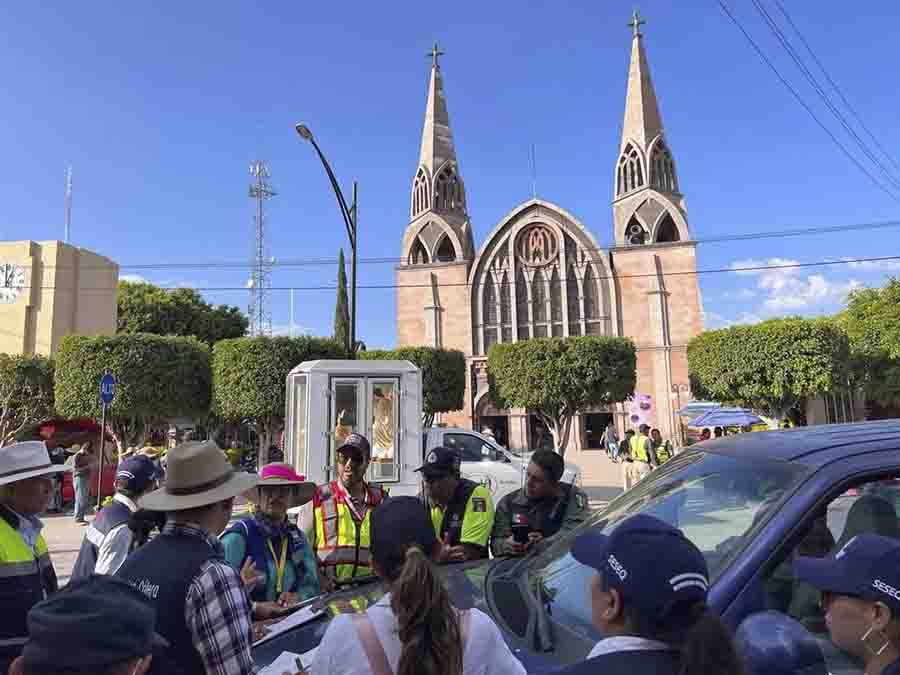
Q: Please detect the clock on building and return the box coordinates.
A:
[0,263,26,303]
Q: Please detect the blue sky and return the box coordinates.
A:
[2,1,899,347]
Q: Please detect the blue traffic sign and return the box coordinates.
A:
[99,373,116,405]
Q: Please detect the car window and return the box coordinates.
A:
[760,473,900,675]
[445,433,489,462]
[524,451,807,642]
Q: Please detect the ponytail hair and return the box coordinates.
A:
[678,603,745,675]
[389,545,464,675]
[624,602,744,675]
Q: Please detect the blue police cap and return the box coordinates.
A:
[116,455,159,494]
[795,533,900,613]
[571,514,710,625]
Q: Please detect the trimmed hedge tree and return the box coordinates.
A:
[55,334,211,448]
[688,317,850,426]
[360,347,466,427]
[0,354,55,447]
[212,336,346,462]
[488,336,637,455]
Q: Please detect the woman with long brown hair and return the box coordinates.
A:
[309,496,524,675]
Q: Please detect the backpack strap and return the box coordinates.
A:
[352,614,392,675]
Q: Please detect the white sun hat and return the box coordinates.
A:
[0,441,72,487]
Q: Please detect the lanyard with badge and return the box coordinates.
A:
[266,537,289,595]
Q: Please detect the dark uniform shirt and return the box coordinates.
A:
[490,483,590,557]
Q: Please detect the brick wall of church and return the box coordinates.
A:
[395,261,472,354]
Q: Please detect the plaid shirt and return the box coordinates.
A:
[163,522,258,675]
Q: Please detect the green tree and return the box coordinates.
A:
[688,317,850,426]
[360,347,466,427]
[117,280,248,345]
[0,354,55,446]
[837,279,900,407]
[488,337,637,455]
[54,334,212,448]
[212,336,346,463]
[334,249,350,352]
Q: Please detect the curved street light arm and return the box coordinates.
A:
[307,137,355,245]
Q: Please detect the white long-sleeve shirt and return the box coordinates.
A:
[310,594,526,675]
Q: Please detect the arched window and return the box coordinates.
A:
[655,212,680,243]
[650,142,678,193]
[411,168,430,218]
[500,273,512,343]
[435,235,456,262]
[566,265,581,336]
[550,267,563,336]
[584,264,599,319]
[483,281,498,326]
[434,165,461,212]
[516,267,529,340]
[532,271,547,323]
[409,238,430,264]
[616,144,645,196]
[625,216,647,245]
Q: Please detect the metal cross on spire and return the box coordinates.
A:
[428,41,445,68]
[628,8,646,37]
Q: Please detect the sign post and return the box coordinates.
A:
[97,371,116,510]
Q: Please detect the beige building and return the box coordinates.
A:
[0,240,118,356]
[396,17,704,486]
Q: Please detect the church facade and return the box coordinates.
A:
[396,17,704,485]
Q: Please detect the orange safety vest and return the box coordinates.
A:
[312,480,386,584]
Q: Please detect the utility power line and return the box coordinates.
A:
[16,254,900,293]
[717,0,900,204]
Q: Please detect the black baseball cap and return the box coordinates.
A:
[22,574,168,669]
[572,514,709,626]
[370,496,438,576]
[415,446,461,479]
[795,533,900,613]
[337,433,371,460]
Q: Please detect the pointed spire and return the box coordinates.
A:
[621,10,664,151]
[418,42,457,175]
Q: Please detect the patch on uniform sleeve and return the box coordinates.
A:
[472,497,487,513]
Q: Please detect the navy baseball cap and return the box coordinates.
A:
[22,574,167,668]
[337,433,371,460]
[572,514,710,625]
[415,446,461,479]
[116,455,159,494]
[795,533,900,613]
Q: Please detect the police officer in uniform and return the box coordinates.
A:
[491,449,590,557]
[625,424,655,489]
[70,455,159,580]
[417,447,494,562]
[301,433,388,589]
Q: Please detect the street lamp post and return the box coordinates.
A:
[295,123,358,354]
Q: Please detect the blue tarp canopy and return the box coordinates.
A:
[675,401,721,418]
[687,408,765,428]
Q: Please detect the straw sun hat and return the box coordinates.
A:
[140,441,258,511]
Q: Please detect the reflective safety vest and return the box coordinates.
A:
[656,440,673,465]
[630,435,651,463]
[0,507,57,668]
[312,480,387,584]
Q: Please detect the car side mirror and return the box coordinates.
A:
[735,611,829,675]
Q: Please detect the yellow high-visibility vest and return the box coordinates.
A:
[312,481,386,584]
[630,435,651,463]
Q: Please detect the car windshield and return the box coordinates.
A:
[525,450,809,642]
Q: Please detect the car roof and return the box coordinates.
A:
[700,419,900,465]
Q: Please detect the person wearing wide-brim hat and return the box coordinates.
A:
[0,441,72,674]
[115,440,264,675]
[222,463,320,609]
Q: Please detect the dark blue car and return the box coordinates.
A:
[255,420,900,674]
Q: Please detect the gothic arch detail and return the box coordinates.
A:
[434,235,457,262]
[409,237,430,264]
[654,212,680,243]
[649,139,678,193]
[411,168,431,219]
[616,143,645,196]
[470,199,616,355]
[624,215,648,245]
[434,163,464,212]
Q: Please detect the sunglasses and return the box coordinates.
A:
[336,452,366,465]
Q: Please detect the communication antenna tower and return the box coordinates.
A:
[64,165,73,243]
[248,160,276,336]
